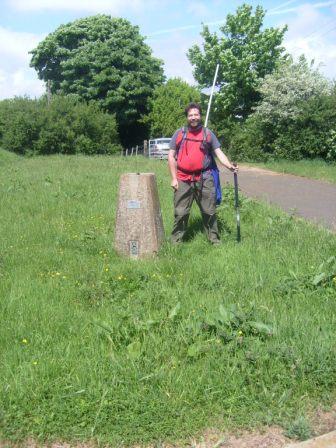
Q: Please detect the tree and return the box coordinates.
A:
[187,4,287,123]
[30,15,164,146]
[146,78,201,137]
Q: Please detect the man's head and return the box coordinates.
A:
[185,102,202,128]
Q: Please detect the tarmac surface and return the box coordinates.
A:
[221,166,336,232]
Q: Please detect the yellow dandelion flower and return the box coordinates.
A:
[118,275,122,280]
[33,361,38,365]
[105,267,109,272]
[22,339,28,344]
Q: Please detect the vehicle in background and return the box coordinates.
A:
[148,138,171,159]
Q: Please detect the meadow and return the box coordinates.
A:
[0,150,335,446]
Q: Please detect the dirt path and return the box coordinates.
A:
[221,166,336,232]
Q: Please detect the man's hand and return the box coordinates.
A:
[231,163,239,173]
[214,148,239,173]
[171,179,178,190]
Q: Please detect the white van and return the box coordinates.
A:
[148,138,171,159]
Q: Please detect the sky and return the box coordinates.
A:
[1,0,336,99]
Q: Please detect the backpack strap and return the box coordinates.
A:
[176,126,211,158]
[201,127,212,153]
[175,126,188,157]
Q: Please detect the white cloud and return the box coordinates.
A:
[267,0,300,14]
[9,0,148,13]
[0,27,45,99]
[268,0,336,15]
[149,31,198,85]
[0,69,45,99]
[186,1,210,18]
[282,4,336,78]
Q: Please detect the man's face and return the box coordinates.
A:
[187,108,201,128]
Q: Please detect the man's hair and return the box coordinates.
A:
[185,102,202,116]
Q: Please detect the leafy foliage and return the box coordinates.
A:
[30,15,164,146]
[188,4,287,123]
[227,61,336,161]
[146,78,201,138]
[0,95,121,155]
[254,56,331,123]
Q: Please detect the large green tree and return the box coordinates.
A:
[146,78,201,137]
[187,4,287,124]
[30,15,164,146]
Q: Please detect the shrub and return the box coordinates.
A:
[225,89,336,162]
[0,95,121,155]
[0,97,41,154]
[227,117,273,162]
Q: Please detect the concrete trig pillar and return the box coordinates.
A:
[114,173,165,258]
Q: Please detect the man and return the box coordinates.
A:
[168,102,238,244]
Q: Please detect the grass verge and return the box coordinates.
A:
[246,159,336,184]
[0,151,335,446]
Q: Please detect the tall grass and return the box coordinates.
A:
[0,150,335,446]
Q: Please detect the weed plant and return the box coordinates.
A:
[0,151,335,446]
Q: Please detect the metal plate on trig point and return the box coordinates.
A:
[127,200,141,209]
[129,240,139,256]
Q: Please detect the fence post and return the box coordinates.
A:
[136,145,138,156]
[126,148,128,156]
[144,140,148,157]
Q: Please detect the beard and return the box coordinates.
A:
[188,118,201,127]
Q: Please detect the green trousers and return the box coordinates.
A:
[171,175,220,243]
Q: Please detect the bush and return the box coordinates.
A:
[0,97,41,154]
[224,90,336,162]
[226,117,273,162]
[224,58,335,162]
[0,95,122,155]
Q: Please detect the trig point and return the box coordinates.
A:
[114,173,165,259]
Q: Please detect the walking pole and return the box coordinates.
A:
[204,63,219,128]
[233,164,241,243]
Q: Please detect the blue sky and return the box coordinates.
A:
[1,0,336,99]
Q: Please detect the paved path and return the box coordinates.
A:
[221,166,336,232]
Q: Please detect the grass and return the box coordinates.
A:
[246,159,336,184]
[0,149,335,446]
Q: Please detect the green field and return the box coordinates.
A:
[247,159,336,184]
[0,150,335,446]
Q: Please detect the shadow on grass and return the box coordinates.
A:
[184,215,232,242]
